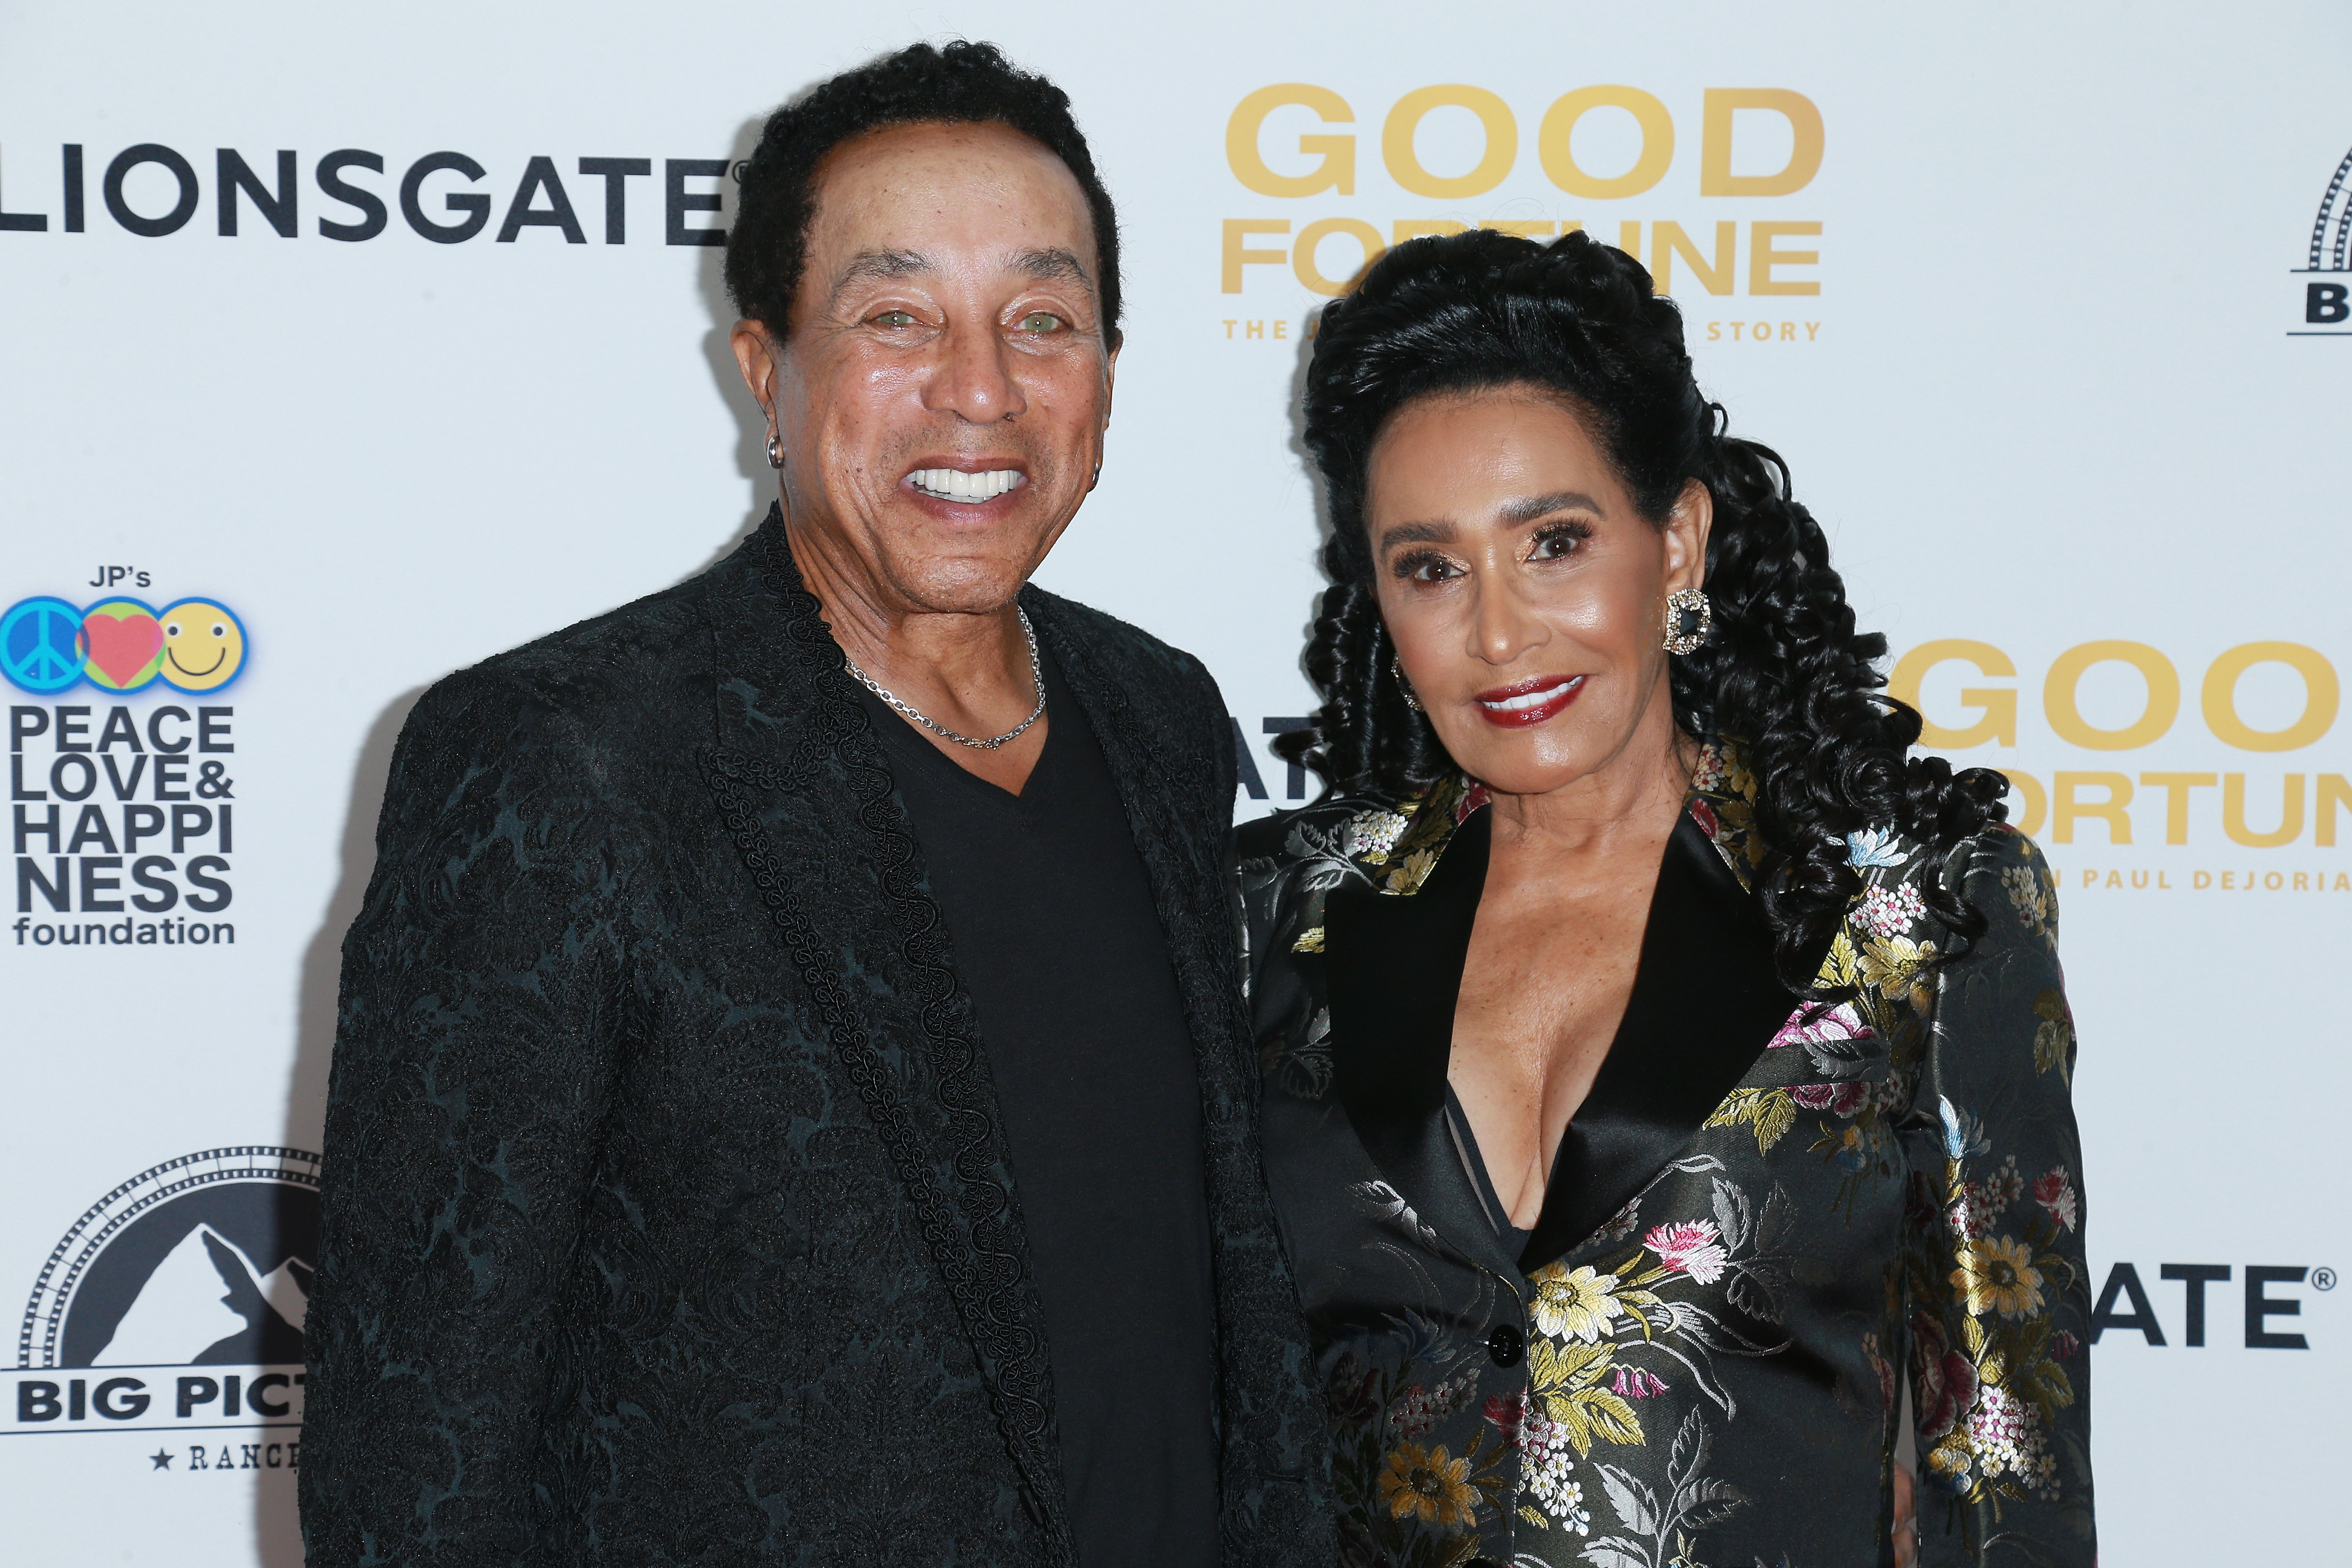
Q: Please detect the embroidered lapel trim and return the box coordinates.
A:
[699,512,1072,1562]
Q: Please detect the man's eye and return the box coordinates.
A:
[871,310,917,329]
[1018,311,1064,333]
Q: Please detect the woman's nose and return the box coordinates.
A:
[1469,576,1547,666]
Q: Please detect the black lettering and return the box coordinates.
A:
[11,707,49,750]
[55,705,91,751]
[67,805,117,853]
[95,706,142,752]
[248,1373,291,1417]
[2158,1263,2230,1346]
[0,143,46,230]
[185,855,232,913]
[240,1444,260,1469]
[92,1377,148,1419]
[577,156,649,243]
[62,143,83,231]
[196,706,233,752]
[217,149,296,238]
[50,754,96,801]
[15,804,59,852]
[2246,1265,2309,1349]
[103,143,200,237]
[224,1374,241,1418]
[189,1446,208,1470]
[123,805,164,851]
[9,754,43,799]
[497,156,584,243]
[155,757,189,800]
[17,856,69,913]
[148,705,191,754]
[176,1376,219,1418]
[171,804,213,853]
[69,1379,85,1420]
[16,1381,60,1421]
[400,152,489,244]
[102,753,147,799]
[1231,718,1267,799]
[130,855,178,912]
[316,150,387,242]
[78,857,123,912]
[2087,1261,2165,1345]
[2308,282,2350,325]
[665,158,727,246]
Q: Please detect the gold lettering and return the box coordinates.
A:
[1227,86,1356,197]
[1701,89,1825,196]
[1538,86,1675,198]
[1651,221,1737,297]
[2201,642,2339,751]
[2222,773,2304,848]
[2053,772,2133,844]
[2138,772,2218,844]
[1292,217,1387,296]
[1384,85,1517,198]
[1889,640,2016,748]
[2045,641,2179,750]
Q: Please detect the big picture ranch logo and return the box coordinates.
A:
[12,1149,317,1469]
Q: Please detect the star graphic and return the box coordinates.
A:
[150,1448,173,1470]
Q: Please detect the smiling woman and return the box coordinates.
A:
[1243,229,2095,1568]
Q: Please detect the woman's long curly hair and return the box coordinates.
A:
[1278,227,2009,989]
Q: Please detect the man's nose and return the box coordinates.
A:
[922,321,1029,424]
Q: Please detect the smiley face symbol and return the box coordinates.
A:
[158,599,247,692]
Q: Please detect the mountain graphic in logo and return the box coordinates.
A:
[18,1148,322,1371]
[94,1222,309,1366]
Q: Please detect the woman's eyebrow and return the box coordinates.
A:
[1377,519,1456,554]
[1497,490,1604,525]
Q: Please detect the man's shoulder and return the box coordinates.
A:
[397,559,731,777]
[1023,585,1220,717]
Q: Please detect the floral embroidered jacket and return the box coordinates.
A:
[1237,745,2093,1568]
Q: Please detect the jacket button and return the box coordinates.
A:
[1486,1322,1524,1367]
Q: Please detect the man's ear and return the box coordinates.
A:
[1100,339,1120,431]
[730,319,780,426]
[1664,478,1714,593]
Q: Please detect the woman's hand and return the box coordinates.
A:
[1893,1458,1917,1567]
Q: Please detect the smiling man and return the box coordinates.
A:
[299,42,1328,1568]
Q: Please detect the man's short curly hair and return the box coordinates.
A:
[725,40,1122,347]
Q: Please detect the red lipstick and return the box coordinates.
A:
[1472,674,1588,728]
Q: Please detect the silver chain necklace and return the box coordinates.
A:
[842,608,1046,752]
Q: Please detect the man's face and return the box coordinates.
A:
[738,120,1117,617]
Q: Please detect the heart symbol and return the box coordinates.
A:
[82,610,163,687]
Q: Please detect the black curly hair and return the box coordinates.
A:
[725,40,1122,345]
[1278,227,2009,990]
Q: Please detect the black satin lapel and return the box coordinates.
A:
[1520,810,1807,1272]
[1325,810,1521,1276]
[701,522,1072,1562]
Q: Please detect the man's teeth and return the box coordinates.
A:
[909,468,1021,502]
[1481,679,1581,711]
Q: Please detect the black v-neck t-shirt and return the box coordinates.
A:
[854,649,1221,1568]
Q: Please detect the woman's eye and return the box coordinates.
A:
[1531,529,1582,561]
[1399,554,1459,583]
[871,310,917,329]
[1018,311,1064,333]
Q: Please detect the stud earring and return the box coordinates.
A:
[1662,587,1713,655]
[1392,655,1424,713]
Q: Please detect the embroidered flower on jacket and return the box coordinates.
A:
[1387,1371,1472,1442]
[1519,1418,1586,1530]
[1908,1307,1978,1444]
[1531,1263,1626,1342]
[1857,934,1937,1002]
[2032,1167,2079,1231]
[1845,826,1906,867]
[1689,742,1727,793]
[1791,1082,1870,1116]
[1966,1384,2058,1497]
[1378,1442,1475,1526]
[1856,880,1926,938]
[2002,863,2053,933]
[1482,1391,1528,1447]
[1953,1235,2046,1320]
[1610,1366,1669,1399]
[1642,1220,1730,1285]
[1343,808,1410,864]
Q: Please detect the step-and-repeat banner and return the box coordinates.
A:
[2,2,2344,1560]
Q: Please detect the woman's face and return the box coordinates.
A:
[1366,386,1711,800]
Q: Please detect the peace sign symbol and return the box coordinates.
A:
[2,597,87,694]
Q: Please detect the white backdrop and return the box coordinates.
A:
[3,3,2346,1561]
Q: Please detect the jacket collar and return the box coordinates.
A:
[698,508,1074,1560]
[1321,743,1822,1276]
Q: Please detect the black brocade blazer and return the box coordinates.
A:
[299,510,1331,1567]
